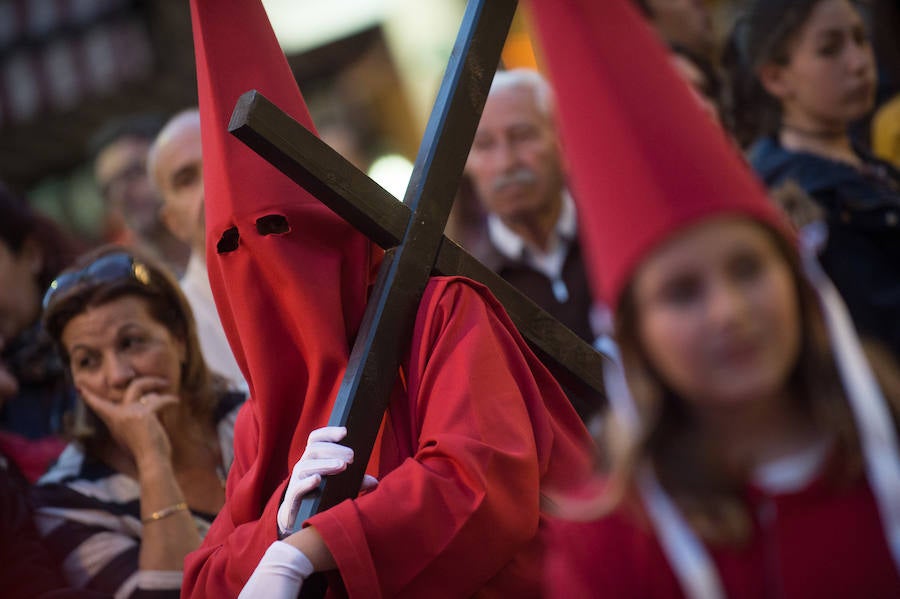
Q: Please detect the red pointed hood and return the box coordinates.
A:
[528,0,788,309]
[191,0,378,507]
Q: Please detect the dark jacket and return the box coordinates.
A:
[749,137,900,359]
[0,322,74,481]
[0,322,73,440]
[474,235,595,345]
[472,235,600,421]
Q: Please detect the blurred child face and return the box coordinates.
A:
[632,218,801,410]
[762,0,875,130]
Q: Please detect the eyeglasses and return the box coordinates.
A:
[99,160,148,205]
[43,253,152,309]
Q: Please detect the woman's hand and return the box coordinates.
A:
[80,377,203,573]
[78,376,178,468]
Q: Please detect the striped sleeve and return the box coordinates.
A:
[32,396,242,599]
[31,446,181,599]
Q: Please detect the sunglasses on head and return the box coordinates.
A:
[43,252,152,309]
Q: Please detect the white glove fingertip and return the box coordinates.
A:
[278,473,324,537]
[294,458,348,481]
[300,473,322,494]
[307,425,347,444]
[360,474,379,493]
[306,441,353,463]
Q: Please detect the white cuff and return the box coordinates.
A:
[238,541,315,599]
[263,541,315,579]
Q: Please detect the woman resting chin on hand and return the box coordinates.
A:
[31,246,245,599]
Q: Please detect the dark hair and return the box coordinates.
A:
[87,113,166,163]
[722,0,825,147]
[42,245,217,456]
[0,182,82,293]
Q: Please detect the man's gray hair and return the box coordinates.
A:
[147,108,201,190]
[488,68,556,120]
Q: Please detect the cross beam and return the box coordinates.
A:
[228,0,605,592]
[230,91,605,401]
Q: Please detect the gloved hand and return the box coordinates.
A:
[238,541,313,599]
[277,426,378,537]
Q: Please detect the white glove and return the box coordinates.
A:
[277,426,378,537]
[238,541,314,599]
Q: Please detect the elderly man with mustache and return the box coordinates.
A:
[465,69,598,391]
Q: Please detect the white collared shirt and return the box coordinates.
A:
[180,253,247,392]
[487,191,577,302]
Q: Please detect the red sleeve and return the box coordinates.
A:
[182,401,288,597]
[307,278,589,597]
[543,512,663,599]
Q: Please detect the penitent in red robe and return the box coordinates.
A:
[183,0,591,597]
[188,276,591,598]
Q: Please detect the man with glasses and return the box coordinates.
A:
[90,114,189,277]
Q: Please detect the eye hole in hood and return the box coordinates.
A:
[217,226,240,253]
[256,214,291,236]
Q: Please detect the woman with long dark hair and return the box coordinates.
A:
[725,0,900,359]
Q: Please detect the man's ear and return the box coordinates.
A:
[757,62,792,101]
[159,203,176,236]
[160,203,189,244]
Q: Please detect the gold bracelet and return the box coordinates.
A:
[142,501,189,524]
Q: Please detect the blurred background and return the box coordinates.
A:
[0,0,893,246]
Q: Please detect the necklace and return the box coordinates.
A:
[781,122,846,140]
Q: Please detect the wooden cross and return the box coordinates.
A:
[228,0,605,592]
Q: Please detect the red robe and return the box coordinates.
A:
[545,472,900,598]
[184,0,591,596]
[185,276,590,597]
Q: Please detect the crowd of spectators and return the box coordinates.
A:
[0,0,899,596]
